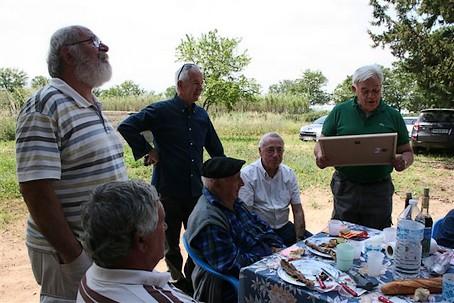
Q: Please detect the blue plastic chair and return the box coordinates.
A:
[432,217,445,238]
[182,234,239,294]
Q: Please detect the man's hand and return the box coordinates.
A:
[143,149,159,166]
[20,180,82,264]
[392,154,408,172]
[314,141,328,169]
[393,143,414,172]
[292,204,307,241]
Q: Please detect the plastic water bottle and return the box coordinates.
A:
[393,216,425,279]
[398,198,420,221]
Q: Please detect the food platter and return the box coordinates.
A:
[304,237,345,259]
[277,259,340,292]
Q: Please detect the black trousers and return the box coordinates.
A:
[161,195,199,282]
[330,171,394,230]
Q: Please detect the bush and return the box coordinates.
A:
[0,116,16,141]
[301,110,329,122]
[101,95,162,111]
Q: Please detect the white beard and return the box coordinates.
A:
[74,52,112,88]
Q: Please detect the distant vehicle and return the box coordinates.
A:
[403,116,418,138]
[411,109,454,153]
[299,115,327,141]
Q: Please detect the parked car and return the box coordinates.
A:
[403,116,418,138]
[299,115,327,141]
[411,109,454,152]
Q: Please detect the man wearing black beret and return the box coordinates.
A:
[185,157,285,303]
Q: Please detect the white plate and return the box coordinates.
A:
[277,259,340,292]
[305,237,345,259]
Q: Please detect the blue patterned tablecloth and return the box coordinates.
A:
[239,222,453,303]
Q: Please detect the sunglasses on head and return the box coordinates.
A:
[176,63,196,81]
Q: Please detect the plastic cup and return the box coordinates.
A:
[335,243,354,271]
[364,236,383,261]
[367,251,384,277]
[349,240,363,259]
[443,273,454,302]
[329,219,346,236]
[383,227,396,243]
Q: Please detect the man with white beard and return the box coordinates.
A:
[15,25,127,302]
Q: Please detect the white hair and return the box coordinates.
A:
[258,132,284,148]
[352,64,383,86]
[47,25,89,77]
[175,63,202,93]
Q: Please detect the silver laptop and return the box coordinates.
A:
[318,133,397,167]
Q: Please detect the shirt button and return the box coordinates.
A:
[192,159,194,162]
[190,142,193,146]
[189,128,192,131]
[190,174,193,177]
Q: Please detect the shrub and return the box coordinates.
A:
[0,116,16,141]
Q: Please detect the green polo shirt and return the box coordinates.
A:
[322,97,409,183]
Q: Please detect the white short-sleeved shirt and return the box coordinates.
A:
[77,263,197,303]
[239,159,301,229]
[16,78,127,251]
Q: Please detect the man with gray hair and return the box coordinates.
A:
[118,63,224,294]
[314,64,413,230]
[15,25,127,301]
[239,132,310,246]
[77,180,196,303]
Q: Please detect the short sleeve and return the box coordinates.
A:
[16,112,61,182]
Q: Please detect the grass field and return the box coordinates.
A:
[1,111,453,228]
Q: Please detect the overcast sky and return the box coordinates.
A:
[0,0,395,94]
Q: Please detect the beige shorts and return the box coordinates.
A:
[27,246,91,302]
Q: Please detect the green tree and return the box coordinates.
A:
[0,67,28,114]
[297,70,330,104]
[163,86,176,98]
[382,66,426,112]
[369,0,454,108]
[0,68,27,92]
[268,69,329,104]
[269,80,297,94]
[333,76,353,104]
[99,80,145,98]
[31,75,49,89]
[176,29,259,111]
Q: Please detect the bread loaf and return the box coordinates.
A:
[381,277,442,295]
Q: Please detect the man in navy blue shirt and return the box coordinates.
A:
[118,63,224,294]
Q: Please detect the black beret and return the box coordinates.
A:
[202,157,246,178]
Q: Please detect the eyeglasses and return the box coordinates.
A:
[176,63,196,81]
[264,146,284,155]
[65,36,102,49]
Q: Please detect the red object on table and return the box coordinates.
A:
[321,268,358,297]
[339,282,358,297]
[339,230,369,239]
[316,275,326,289]
[378,295,393,303]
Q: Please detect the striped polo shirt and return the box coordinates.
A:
[16,78,128,251]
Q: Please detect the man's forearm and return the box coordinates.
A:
[20,180,82,263]
[292,205,306,239]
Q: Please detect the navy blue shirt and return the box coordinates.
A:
[118,96,224,198]
[435,209,454,249]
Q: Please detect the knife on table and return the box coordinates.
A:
[321,268,358,297]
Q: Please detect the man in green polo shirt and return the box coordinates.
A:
[314,64,413,230]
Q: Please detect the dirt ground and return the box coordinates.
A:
[1,189,452,303]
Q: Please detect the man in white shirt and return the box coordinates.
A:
[77,180,196,303]
[239,132,310,246]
